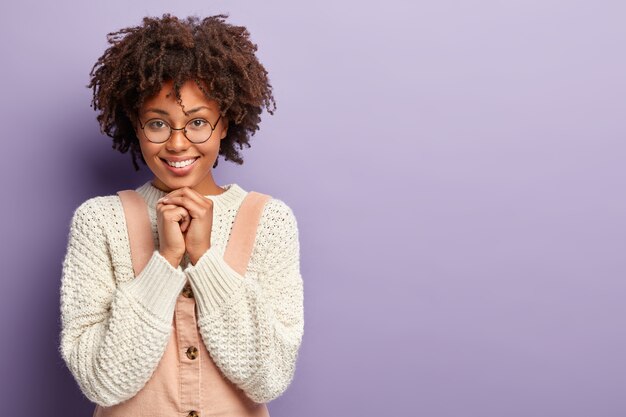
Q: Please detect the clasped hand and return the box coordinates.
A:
[156,187,214,267]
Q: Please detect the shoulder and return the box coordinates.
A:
[254,195,300,256]
[69,194,125,234]
[249,194,300,270]
[258,196,299,236]
[68,193,133,280]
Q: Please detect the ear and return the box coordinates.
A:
[219,117,229,140]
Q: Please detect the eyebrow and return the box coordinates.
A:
[144,106,213,116]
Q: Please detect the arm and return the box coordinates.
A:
[184,198,304,403]
[58,198,188,406]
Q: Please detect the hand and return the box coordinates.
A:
[155,199,190,268]
[157,187,214,265]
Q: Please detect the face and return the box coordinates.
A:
[135,79,228,195]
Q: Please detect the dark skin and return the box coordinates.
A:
[156,187,215,266]
[90,14,276,267]
[89,14,276,172]
[137,80,229,268]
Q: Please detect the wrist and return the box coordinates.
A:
[159,250,182,268]
[188,246,210,266]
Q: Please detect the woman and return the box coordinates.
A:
[59,13,304,417]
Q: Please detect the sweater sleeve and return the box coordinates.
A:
[183,198,304,403]
[58,198,188,407]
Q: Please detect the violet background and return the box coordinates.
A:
[1,0,625,416]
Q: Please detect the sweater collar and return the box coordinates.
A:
[135,180,248,212]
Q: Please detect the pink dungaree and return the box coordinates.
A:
[93,188,272,417]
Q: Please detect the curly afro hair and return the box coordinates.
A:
[88,13,277,170]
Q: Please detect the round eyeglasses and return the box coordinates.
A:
[139,114,222,144]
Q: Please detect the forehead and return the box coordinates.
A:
[140,79,219,112]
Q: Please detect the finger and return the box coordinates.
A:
[174,209,190,233]
[157,194,212,219]
[158,186,205,202]
[160,187,213,207]
[158,203,191,227]
[156,201,186,214]
[180,217,190,233]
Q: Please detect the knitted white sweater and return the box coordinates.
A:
[59,180,304,406]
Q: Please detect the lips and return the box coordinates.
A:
[160,157,199,175]
[161,156,198,168]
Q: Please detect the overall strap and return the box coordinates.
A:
[224,191,272,276]
[117,190,155,277]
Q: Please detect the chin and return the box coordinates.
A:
[151,173,190,190]
[163,177,197,189]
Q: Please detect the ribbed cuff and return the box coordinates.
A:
[184,246,245,316]
[119,250,187,323]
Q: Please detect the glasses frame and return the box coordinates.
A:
[138,114,223,144]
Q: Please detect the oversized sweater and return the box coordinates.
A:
[58,180,304,407]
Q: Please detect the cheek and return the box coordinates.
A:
[138,143,164,168]
[137,143,149,161]
[138,140,159,157]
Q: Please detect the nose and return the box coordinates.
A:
[165,128,190,152]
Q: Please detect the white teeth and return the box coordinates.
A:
[166,158,197,168]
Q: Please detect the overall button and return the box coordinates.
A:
[182,283,194,298]
[186,346,199,360]
[187,411,199,417]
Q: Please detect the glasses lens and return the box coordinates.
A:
[144,119,170,143]
[185,119,214,143]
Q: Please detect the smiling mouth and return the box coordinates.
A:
[160,157,199,168]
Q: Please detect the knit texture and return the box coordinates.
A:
[59,180,304,406]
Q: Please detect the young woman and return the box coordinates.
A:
[59,14,304,417]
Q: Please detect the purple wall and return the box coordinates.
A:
[1,1,625,415]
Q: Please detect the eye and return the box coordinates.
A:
[188,119,209,129]
[146,119,168,130]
